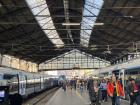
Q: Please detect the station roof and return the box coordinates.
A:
[0,0,139,64]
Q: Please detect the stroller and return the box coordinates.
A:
[89,89,101,105]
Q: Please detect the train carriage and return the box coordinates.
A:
[0,67,58,99]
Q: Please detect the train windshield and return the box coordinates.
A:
[3,74,17,80]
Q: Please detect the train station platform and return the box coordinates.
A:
[46,88,131,105]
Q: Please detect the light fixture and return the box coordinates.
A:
[94,23,104,25]
[62,23,80,26]
[124,16,133,18]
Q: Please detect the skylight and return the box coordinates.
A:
[80,0,104,47]
[26,0,64,48]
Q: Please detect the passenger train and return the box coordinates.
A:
[0,67,58,98]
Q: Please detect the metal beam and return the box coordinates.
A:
[38,67,100,71]
[110,24,139,38]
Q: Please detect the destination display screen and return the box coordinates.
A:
[0,91,5,102]
[0,91,5,97]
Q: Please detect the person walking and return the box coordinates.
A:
[107,74,124,105]
[127,78,139,105]
[100,79,107,102]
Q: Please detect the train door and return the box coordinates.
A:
[108,71,112,77]
[112,70,120,77]
[40,76,44,89]
[119,69,125,86]
[18,73,26,96]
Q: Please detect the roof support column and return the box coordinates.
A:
[0,54,3,66]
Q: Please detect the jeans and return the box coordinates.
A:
[80,86,83,92]
[111,96,120,105]
[102,90,107,101]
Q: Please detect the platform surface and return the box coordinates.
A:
[46,88,132,105]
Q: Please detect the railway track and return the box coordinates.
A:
[23,87,59,105]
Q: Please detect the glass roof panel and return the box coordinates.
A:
[39,49,110,70]
[26,0,64,48]
[80,0,104,47]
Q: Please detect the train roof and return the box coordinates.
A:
[0,67,49,77]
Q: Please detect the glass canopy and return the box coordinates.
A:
[39,49,110,70]
[26,0,64,47]
[80,0,104,47]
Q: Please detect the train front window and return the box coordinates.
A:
[3,74,16,80]
[3,74,19,94]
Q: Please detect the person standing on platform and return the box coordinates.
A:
[73,78,77,90]
[80,80,84,93]
[62,80,67,91]
[69,79,73,90]
[107,74,124,105]
[87,77,93,93]
[100,79,107,102]
[87,77,93,104]
[90,80,101,105]
[127,78,139,105]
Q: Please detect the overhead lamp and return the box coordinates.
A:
[62,23,80,26]
[124,16,133,18]
[94,23,104,25]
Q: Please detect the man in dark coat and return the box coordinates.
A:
[87,77,94,104]
[87,77,93,92]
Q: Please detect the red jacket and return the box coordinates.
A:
[107,81,124,97]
